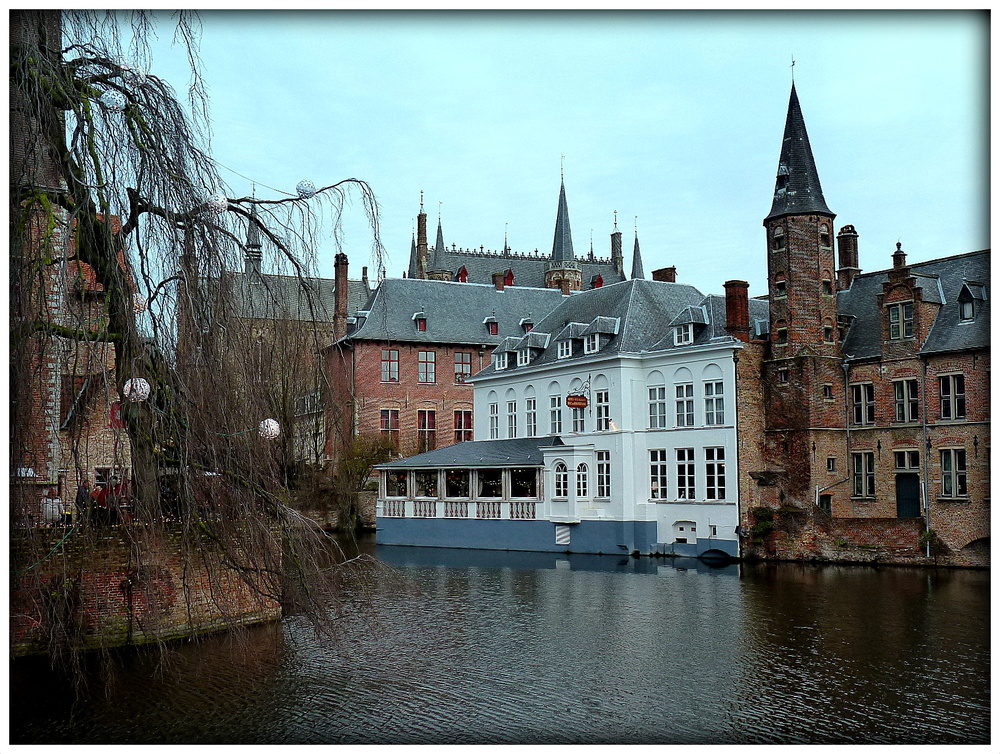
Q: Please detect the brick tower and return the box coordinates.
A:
[760,83,846,511]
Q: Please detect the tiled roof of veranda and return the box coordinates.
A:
[378,436,565,469]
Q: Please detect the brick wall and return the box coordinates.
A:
[10,524,281,656]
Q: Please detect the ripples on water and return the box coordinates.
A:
[10,539,990,745]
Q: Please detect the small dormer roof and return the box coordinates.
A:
[517,330,551,350]
[496,336,522,353]
[910,272,945,304]
[554,322,589,341]
[582,315,621,336]
[669,305,709,327]
[960,281,987,301]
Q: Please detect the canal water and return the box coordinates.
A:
[10,535,990,744]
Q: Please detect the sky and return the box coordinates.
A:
[125,9,989,297]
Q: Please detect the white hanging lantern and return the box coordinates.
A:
[258,418,281,439]
[206,193,228,213]
[100,89,127,112]
[123,377,151,402]
[114,56,147,87]
[296,180,317,199]
[133,293,148,313]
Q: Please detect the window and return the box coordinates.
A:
[417,410,436,453]
[674,324,694,346]
[650,450,668,499]
[776,328,788,345]
[518,349,531,366]
[775,280,787,297]
[819,495,832,515]
[851,383,875,425]
[454,410,473,443]
[487,321,498,336]
[507,401,517,438]
[824,324,834,343]
[893,379,919,423]
[554,462,568,498]
[852,452,875,497]
[525,398,537,437]
[414,470,437,497]
[381,349,399,382]
[649,386,667,428]
[827,457,837,472]
[595,390,610,431]
[704,381,724,425]
[675,384,695,427]
[941,449,967,498]
[777,369,789,384]
[445,469,470,498]
[705,447,725,500]
[822,279,834,296]
[819,223,831,247]
[939,374,966,420]
[894,450,920,470]
[772,225,785,251]
[489,402,499,439]
[493,352,507,370]
[454,352,472,383]
[418,351,436,383]
[596,451,611,497]
[572,406,585,433]
[557,340,572,359]
[549,396,562,434]
[380,409,399,445]
[415,316,427,332]
[888,302,914,339]
[478,469,502,498]
[676,448,696,500]
[386,470,407,497]
[960,299,975,321]
[584,333,600,354]
[576,463,589,497]
[510,468,537,498]
[823,384,834,400]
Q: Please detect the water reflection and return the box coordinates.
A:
[10,538,989,745]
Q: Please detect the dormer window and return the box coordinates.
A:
[517,349,531,366]
[504,268,515,287]
[557,340,572,359]
[772,225,785,251]
[520,317,534,333]
[888,302,914,339]
[484,316,499,336]
[583,333,600,354]
[960,299,975,321]
[413,313,427,331]
[457,266,468,283]
[493,352,507,370]
[958,283,984,322]
[674,324,694,346]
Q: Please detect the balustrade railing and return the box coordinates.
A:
[509,501,537,520]
[444,501,469,518]
[382,499,405,517]
[413,500,437,518]
[476,501,502,519]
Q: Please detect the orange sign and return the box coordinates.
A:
[565,395,588,409]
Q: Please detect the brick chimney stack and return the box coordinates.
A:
[416,204,429,279]
[724,280,750,342]
[334,252,349,340]
[492,272,505,291]
[560,279,572,295]
[892,242,907,269]
[652,267,677,283]
[836,225,860,290]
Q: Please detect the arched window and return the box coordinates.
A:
[554,462,568,498]
[772,225,785,251]
[576,463,589,497]
[819,223,831,247]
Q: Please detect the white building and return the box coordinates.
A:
[377,277,767,558]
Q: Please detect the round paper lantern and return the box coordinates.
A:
[115,57,147,87]
[296,180,317,199]
[258,418,281,439]
[100,89,127,112]
[206,193,228,213]
[133,293,148,313]
[123,377,151,402]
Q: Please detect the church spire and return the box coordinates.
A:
[631,223,644,280]
[550,176,575,262]
[765,82,833,222]
[244,202,262,275]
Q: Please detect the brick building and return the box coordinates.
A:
[323,270,565,465]
[739,83,990,567]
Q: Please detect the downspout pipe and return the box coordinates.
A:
[920,354,931,557]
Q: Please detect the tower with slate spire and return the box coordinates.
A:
[544,173,583,292]
[427,212,453,281]
[245,203,263,275]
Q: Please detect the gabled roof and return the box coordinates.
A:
[341,277,565,346]
[413,247,625,289]
[839,250,990,360]
[378,436,565,469]
[765,83,834,222]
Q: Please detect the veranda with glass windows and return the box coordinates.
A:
[380,465,543,520]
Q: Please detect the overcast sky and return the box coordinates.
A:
[133,9,988,297]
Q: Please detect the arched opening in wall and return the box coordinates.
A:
[772,225,785,251]
[960,537,990,559]
[672,519,697,544]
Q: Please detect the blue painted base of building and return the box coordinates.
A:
[376,517,739,559]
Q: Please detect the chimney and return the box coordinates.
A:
[653,266,677,283]
[416,206,429,279]
[492,272,505,291]
[724,280,750,342]
[610,228,624,275]
[361,265,370,291]
[837,225,860,290]
[560,279,572,295]
[334,252,349,340]
[892,242,907,269]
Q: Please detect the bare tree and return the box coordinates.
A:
[10,9,384,669]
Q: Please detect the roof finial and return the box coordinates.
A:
[790,54,796,84]
[438,200,442,221]
[634,215,638,236]
[504,222,509,252]
[613,209,618,230]
[420,190,424,214]
[561,154,565,180]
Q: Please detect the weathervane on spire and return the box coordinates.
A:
[420,190,424,213]
[561,154,566,179]
[790,54,796,83]
[439,200,442,220]
[634,215,638,235]
[613,209,618,230]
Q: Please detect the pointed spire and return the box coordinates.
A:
[631,222,644,280]
[407,233,418,279]
[765,82,833,222]
[244,202,262,275]
[429,213,447,271]
[550,176,575,262]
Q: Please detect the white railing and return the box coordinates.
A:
[476,501,502,519]
[380,499,541,520]
[444,501,469,518]
[382,499,405,517]
[413,499,437,518]
[509,501,537,520]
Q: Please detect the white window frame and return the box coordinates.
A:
[596,450,611,498]
[704,381,724,425]
[557,340,572,359]
[888,301,914,339]
[705,447,725,500]
[675,383,695,427]
[576,463,589,498]
[649,386,667,429]
[554,462,569,498]
[676,448,696,500]
[940,448,967,498]
[674,323,694,346]
[517,349,531,366]
[893,379,919,423]
[939,374,966,420]
[549,395,563,434]
[525,398,537,437]
[507,400,517,438]
[851,383,875,425]
[583,333,600,354]
[852,452,875,497]
[595,390,610,431]
[493,352,508,370]
[489,402,499,439]
[650,449,668,500]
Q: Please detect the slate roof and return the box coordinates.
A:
[474,278,736,378]
[342,277,565,346]
[838,250,990,361]
[415,246,626,289]
[765,83,834,222]
[378,436,565,469]
[551,178,575,262]
[212,271,371,323]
